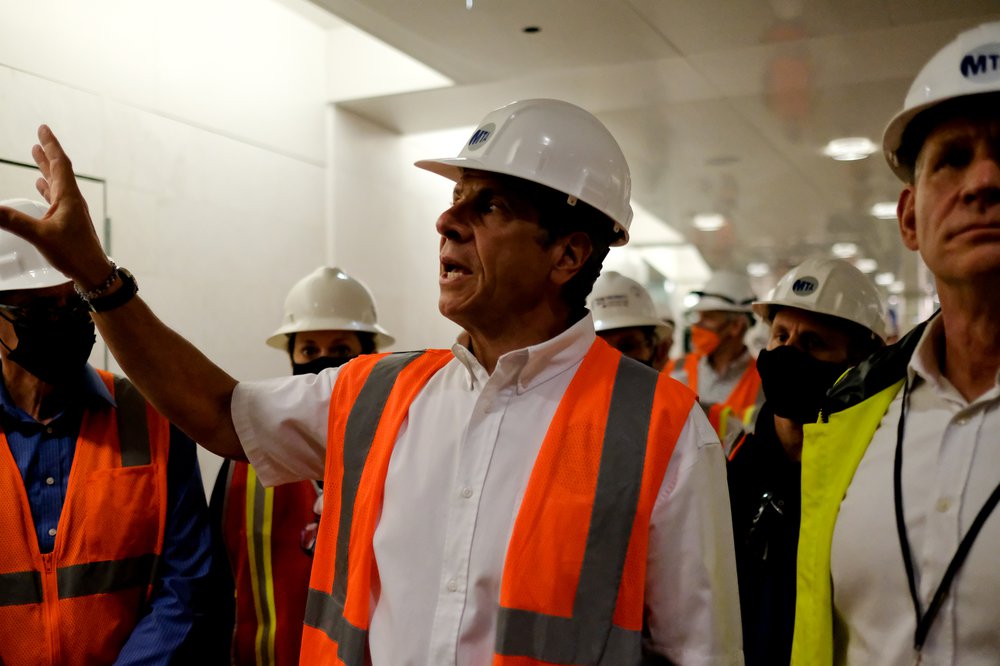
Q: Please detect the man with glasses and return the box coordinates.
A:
[0,199,212,664]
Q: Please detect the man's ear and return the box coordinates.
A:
[551,231,593,286]
[898,186,919,251]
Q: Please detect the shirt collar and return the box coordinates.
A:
[0,364,115,424]
[450,313,597,393]
[908,313,1000,404]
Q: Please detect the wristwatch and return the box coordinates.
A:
[85,267,139,313]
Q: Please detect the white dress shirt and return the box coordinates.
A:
[235,314,743,666]
[831,316,1000,665]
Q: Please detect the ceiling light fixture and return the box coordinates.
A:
[875,271,895,286]
[831,242,858,258]
[869,202,897,219]
[692,213,726,231]
[855,258,878,273]
[747,261,770,277]
[823,137,877,161]
[889,280,905,294]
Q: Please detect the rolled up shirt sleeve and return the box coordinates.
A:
[233,367,339,486]
[645,403,745,665]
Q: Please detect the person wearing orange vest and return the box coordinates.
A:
[1,99,744,665]
[668,270,763,450]
[586,271,673,367]
[209,266,394,665]
[0,200,212,665]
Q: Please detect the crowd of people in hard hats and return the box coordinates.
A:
[0,18,996,666]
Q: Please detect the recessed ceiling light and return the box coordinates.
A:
[747,262,770,277]
[693,213,726,231]
[870,202,897,219]
[889,280,905,294]
[855,258,878,273]
[823,137,877,161]
[875,271,895,286]
[832,242,858,258]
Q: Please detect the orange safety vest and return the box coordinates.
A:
[668,352,762,440]
[0,371,170,666]
[221,460,318,665]
[300,340,696,666]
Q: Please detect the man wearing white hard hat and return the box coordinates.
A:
[0,100,742,665]
[726,256,886,666]
[793,22,1000,666]
[669,270,763,448]
[209,266,393,665]
[0,199,212,664]
[587,271,672,366]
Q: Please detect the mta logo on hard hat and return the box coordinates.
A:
[960,43,1000,82]
[467,123,496,152]
[792,277,819,296]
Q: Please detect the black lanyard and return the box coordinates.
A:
[893,379,1000,651]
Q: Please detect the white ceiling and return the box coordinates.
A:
[307,0,1000,305]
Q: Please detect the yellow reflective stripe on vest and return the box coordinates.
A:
[494,356,653,665]
[245,466,278,666]
[303,351,425,666]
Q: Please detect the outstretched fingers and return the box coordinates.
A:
[35,125,82,206]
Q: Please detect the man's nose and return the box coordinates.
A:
[962,152,1000,208]
[436,203,472,242]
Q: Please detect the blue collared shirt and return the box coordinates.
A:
[1,365,212,664]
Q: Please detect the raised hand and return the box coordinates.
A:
[0,125,114,289]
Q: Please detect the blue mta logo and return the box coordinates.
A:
[792,277,818,296]
[466,123,496,152]
[960,44,1000,83]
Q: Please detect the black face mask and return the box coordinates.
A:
[756,345,849,424]
[3,312,96,385]
[292,355,354,376]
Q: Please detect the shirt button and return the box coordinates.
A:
[45,477,55,486]
[461,487,473,499]
[47,528,57,537]
[446,579,458,593]
[45,427,54,434]
[936,497,952,513]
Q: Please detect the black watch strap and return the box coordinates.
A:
[87,267,138,312]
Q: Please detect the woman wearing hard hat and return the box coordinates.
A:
[727,256,886,666]
[209,267,393,666]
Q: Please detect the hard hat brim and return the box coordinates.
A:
[266,323,395,351]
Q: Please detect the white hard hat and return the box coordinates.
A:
[415,98,633,246]
[690,270,756,314]
[752,256,887,341]
[0,199,71,292]
[588,271,671,338]
[266,267,395,350]
[883,21,1000,181]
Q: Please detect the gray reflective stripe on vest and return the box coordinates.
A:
[495,356,655,665]
[114,377,151,467]
[57,553,157,598]
[0,554,157,606]
[303,351,424,664]
[0,569,42,606]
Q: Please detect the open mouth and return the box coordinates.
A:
[441,258,472,279]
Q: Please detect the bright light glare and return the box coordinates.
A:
[870,202,897,219]
[832,242,858,258]
[747,262,770,277]
[855,258,878,273]
[683,293,701,309]
[693,213,726,231]
[889,280,905,294]
[823,137,877,161]
[875,271,895,286]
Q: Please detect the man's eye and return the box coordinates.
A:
[934,146,972,171]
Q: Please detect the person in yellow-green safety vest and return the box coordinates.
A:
[726,256,886,666]
[792,21,1000,666]
[208,266,393,665]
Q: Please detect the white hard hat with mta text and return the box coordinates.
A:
[415,98,633,246]
[753,256,887,341]
[883,21,1000,182]
[588,271,671,339]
